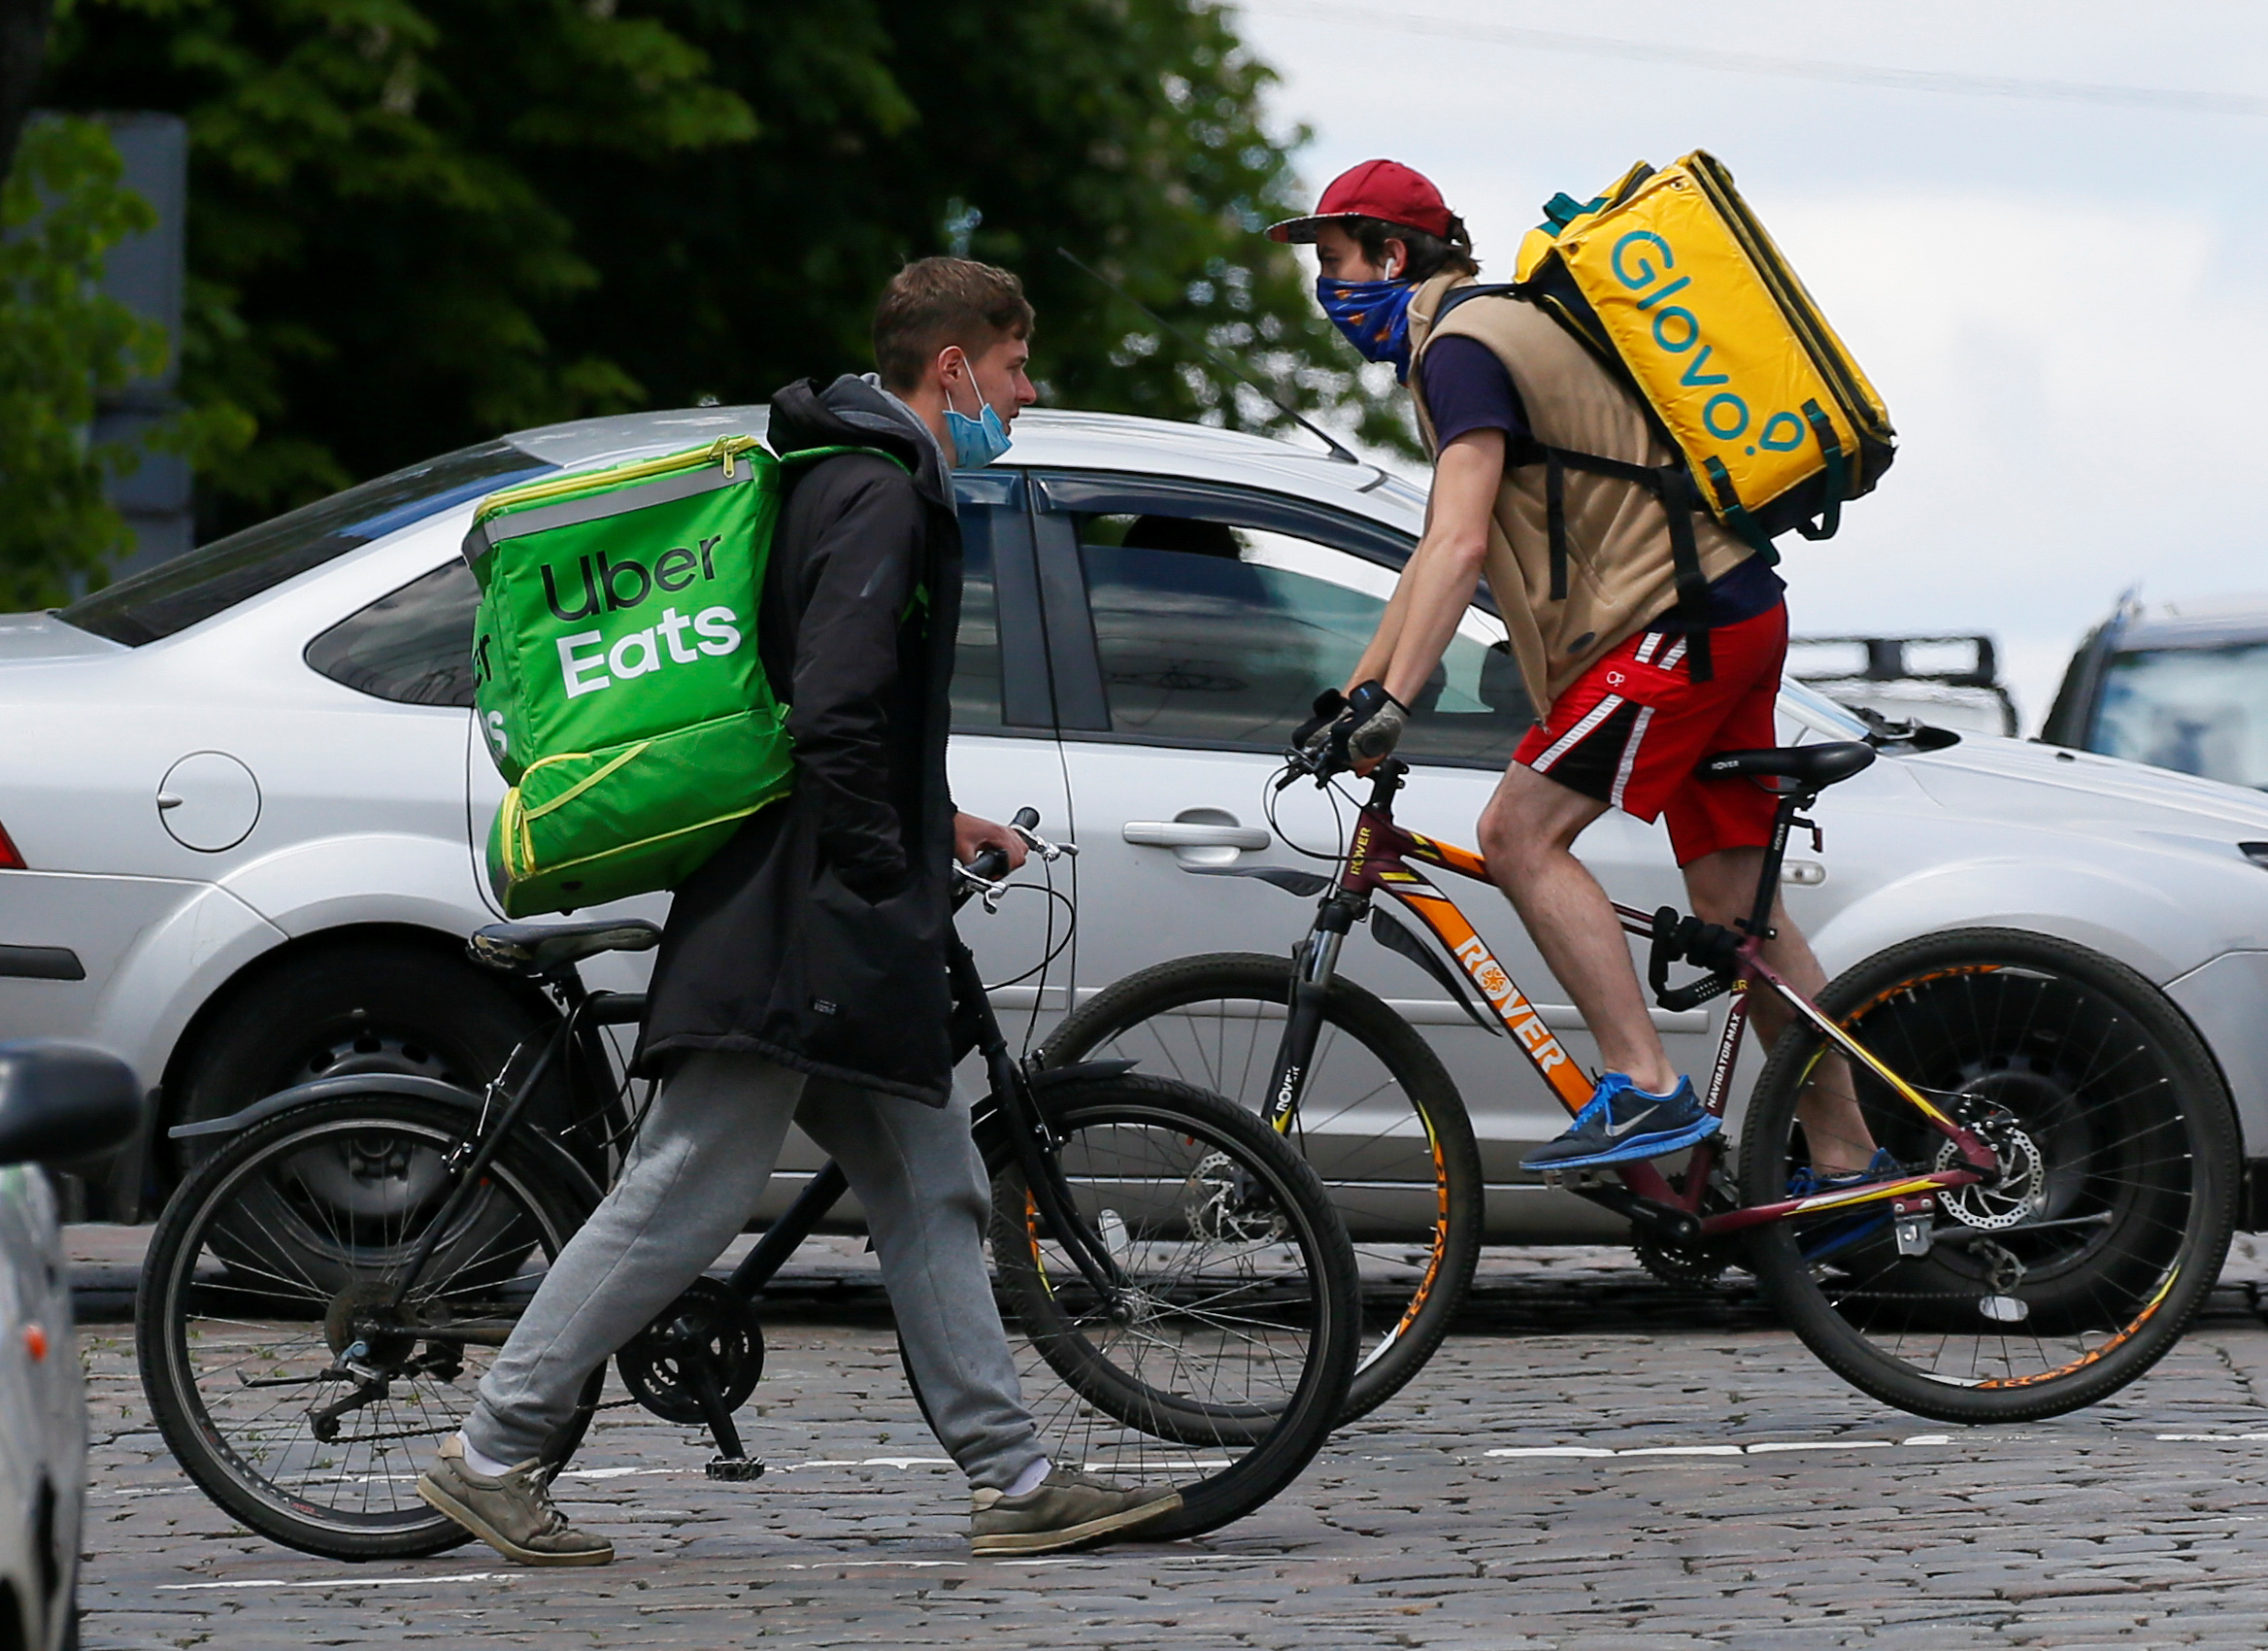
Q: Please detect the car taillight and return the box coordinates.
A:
[0,820,22,870]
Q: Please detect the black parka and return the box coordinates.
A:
[633,375,963,1104]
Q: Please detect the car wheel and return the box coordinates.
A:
[175,939,558,1139]
[169,940,579,1276]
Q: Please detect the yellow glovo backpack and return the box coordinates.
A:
[1451,152,1893,645]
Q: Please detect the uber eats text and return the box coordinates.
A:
[539,533,745,698]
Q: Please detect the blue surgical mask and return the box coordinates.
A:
[944,373,1013,468]
[1317,274,1417,382]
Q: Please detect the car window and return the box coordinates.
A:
[2093,643,2268,789]
[305,561,482,708]
[1076,509,1531,765]
[951,493,1006,729]
[58,440,553,646]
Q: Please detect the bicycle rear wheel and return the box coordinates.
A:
[137,1094,603,1558]
[1040,954,1479,1419]
[1740,927,2238,1422]
[988,1071,1359,1539]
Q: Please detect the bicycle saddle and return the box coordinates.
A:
[1699,740,1876,790]
[468,918,662,976]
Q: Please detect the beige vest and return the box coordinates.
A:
[1408,274,1752,719]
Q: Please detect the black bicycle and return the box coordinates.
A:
[137,813,1360,1559]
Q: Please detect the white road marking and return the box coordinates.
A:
[159,1572,512,1592]
[558,1466,683,1480]
[2158,1432,2268,1441]
[1485,1433,1958,1460]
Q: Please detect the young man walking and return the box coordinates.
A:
[1273,160,1876,1179]
[417,257,1182,1565]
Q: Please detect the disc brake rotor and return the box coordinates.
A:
[1935,1121,2046,1231]
[1182,1151,1286,1245]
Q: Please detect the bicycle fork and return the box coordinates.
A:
[1265,901,1358,1136]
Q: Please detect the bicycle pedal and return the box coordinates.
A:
[1539,1167,1614,1191]
[706,1456,766,1482]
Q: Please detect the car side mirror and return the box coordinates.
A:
[0,1042,144,1167]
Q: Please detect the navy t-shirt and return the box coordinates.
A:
[1418,335,1784,631]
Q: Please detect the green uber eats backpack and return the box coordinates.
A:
[466,435,894,918]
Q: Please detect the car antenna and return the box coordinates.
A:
[1055,246,1364,466]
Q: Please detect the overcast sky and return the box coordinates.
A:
[1230,0,2268,730]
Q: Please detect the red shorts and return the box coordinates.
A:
[1513,603,1788,866]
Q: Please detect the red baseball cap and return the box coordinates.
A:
[1266,158,1455,244]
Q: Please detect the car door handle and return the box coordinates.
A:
[1121,822,1272,851]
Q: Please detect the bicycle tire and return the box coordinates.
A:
[138,1094,604,1558]
[1739,927,2238,1423]
[1040,953,1480,1420]
[986,1071,1359,1540]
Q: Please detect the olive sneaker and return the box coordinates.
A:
[1519,1072,1718,1172]
[969,1468,1183,1555]
[417,1436,614,1567]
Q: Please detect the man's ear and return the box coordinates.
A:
[1384,239,1409,282]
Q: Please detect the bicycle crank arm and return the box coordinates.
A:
[1699,1169,1985,1239]
[1570,1184,1703,1247]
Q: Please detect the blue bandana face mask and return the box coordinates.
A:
[944,370,1013,468]
[1317,274,1417,381]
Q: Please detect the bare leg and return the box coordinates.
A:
[1478,762,1678,1096]
[1681,848,1878,1175]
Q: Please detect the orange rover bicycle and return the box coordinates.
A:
[1044,738,2239,1423]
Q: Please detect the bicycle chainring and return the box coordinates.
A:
[1631,1169,1740,1291]
[615,1277,765,1425]
[1633,1230,1736,1291]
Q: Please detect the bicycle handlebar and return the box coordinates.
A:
[965,806,1041,884]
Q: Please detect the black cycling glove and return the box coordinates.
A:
[1291,689,1347,758]
[1340,680,1410,763]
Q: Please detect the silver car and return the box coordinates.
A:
[6,407,2268,1238]
[2044,593,2268,791]
[0,1044,142,1651]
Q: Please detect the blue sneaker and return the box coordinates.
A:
[1788,1149,1900,1263]
[1519,1073,1719,1173]
[1787,1147,1899,1199]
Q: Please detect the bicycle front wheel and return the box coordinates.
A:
[989,1071,1360,1540]
[1740,927,2238,1422]
[137,1094,602,1558]
[1040,954,1480,1419]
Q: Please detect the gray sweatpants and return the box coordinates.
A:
[462,1049,1044,1489]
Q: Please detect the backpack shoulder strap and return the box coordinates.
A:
[775,443,913,475]
[1431,282,1523,327]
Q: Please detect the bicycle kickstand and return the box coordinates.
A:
[682,1346,765,1482]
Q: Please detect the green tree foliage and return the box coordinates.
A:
[44,0,759,531]
[553,0,1408,453]
[0,116,241,606]
[45,0,1398,538]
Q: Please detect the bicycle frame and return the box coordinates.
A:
[1267,758,1998,1245]
[392,915,1127,1334]
[366,895,1128,1472]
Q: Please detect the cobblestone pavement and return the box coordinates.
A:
[74,1235,2268,1649]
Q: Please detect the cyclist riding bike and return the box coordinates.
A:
[417,258,1182,1565]
[1271,159,1877,1183]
